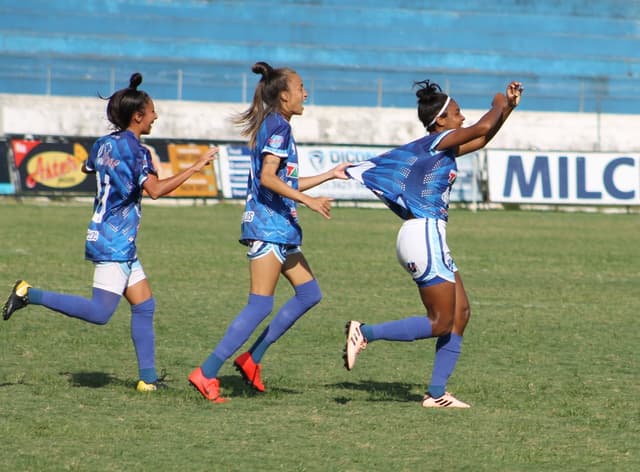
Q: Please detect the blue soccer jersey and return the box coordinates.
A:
[347,131,457,221]
[84,130,156,262]
[240,112,302,245]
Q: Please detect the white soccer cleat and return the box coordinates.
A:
[421,392,470,408]
[343,320,367,371]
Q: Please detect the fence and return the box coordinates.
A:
[0,59,636,114]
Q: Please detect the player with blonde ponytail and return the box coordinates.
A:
[189,62,350,403]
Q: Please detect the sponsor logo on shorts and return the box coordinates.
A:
[86,229,99,241]
[406,261,418,273]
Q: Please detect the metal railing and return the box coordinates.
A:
[1,63,638,114]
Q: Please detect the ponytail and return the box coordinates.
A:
[233,61,295,148]
[104,72,151,131]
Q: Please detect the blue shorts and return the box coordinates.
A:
[395,218,457,287]
[246,240,302,264]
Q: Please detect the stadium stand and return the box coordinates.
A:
[0,0,639,112]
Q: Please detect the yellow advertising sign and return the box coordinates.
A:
[166,144,218,197]
[25,151,87,189]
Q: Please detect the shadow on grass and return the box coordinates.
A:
[328,380,424,403]
[0,380,26,387]
[61,371,129,389]
[217,374,301,397]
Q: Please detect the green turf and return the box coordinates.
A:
[0,200,638,471]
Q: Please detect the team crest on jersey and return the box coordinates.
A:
[286,163,299,179]
[448,169,457,184]
[268,134,284,148]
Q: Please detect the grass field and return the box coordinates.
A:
[0,200,638,471]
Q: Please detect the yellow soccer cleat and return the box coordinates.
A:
[2,279,32,321]
[136,379,168,392]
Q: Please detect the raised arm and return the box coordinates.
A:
[439,81,523,157]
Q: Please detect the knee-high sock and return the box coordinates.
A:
[200,293,274,378]
[131,297,157,383]
[360,316,432,342]
[428,333,463,398]
[249,279,322,363]
[28,287,121,325]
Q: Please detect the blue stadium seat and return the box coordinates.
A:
[1,0,638,113]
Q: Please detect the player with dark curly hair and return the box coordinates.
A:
[343,79,523,408]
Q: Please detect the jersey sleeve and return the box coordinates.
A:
[129,141,155,188]
[261,119,291,159]
[429,129,455,152]
[84,138,101,172]
[140,147,155,187]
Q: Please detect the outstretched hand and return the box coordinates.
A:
[193,146,219,172]
[332,162,353,180]
[506,81,524,108]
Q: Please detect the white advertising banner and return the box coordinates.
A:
[298,145,388,199]
[216,144,252,199]
[219,143,482,203]
[487,151,640,205]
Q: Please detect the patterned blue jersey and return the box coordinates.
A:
[346,131,457,221]
[84,130,156,262]
[240,112,302,245]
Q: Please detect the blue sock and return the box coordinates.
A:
[428,333,463,398]
[131,297,157,383]
[29,287,121,325]
[361,316,432,342]
[201,293,274,378]
[249,279,322,363]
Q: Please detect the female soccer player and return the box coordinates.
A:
[189,61,350,403]
[343,79,524,408]
[2,72,217,392]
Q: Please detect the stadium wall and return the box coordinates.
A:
[1,93,640,152]
[2,94,640,207]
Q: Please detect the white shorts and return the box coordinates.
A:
[93,260,147,295]
[396,218,457,287]
[246,240,302,264]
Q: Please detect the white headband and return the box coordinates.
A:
[427,96,450,128]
